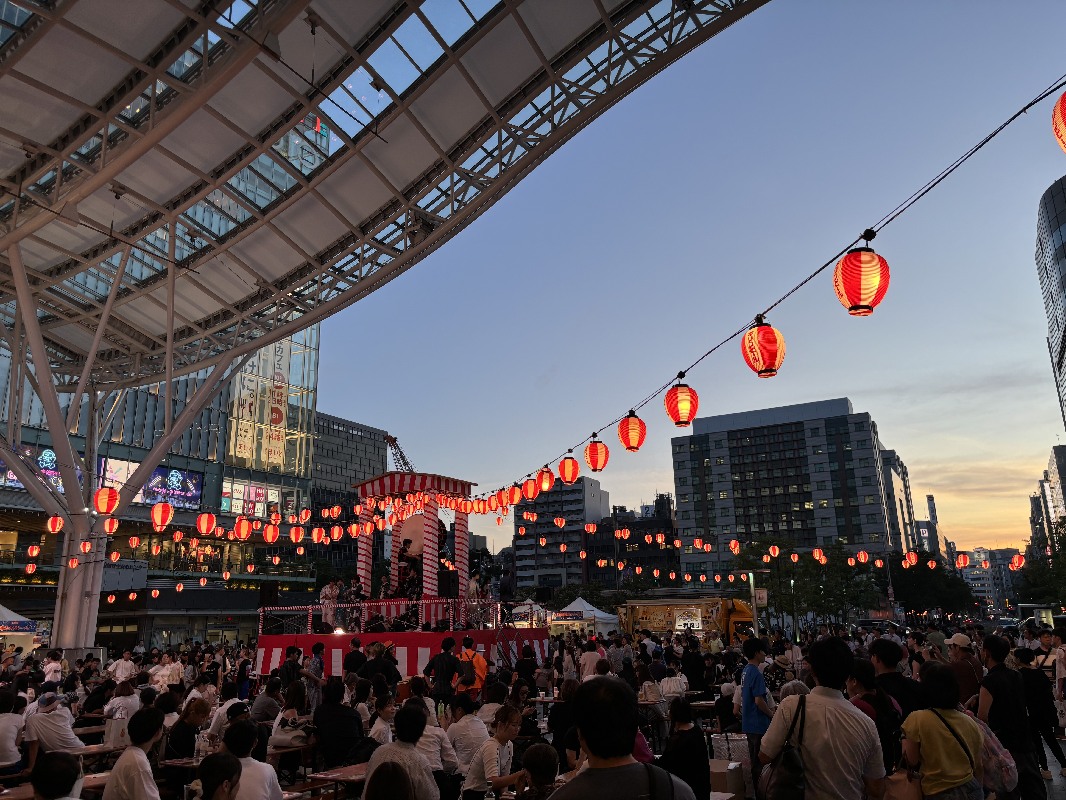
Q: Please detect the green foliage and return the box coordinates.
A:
[1016,518,1066,604]
[882,549,976,613]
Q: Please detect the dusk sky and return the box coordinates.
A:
[317,1,1066,554]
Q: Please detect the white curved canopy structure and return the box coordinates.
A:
[0,0,767,390]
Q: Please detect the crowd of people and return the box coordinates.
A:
[1,620,1065,799]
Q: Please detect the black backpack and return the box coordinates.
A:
[457,651,478,686]
[871,694,903,771]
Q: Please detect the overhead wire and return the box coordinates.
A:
[473,70,1066,501]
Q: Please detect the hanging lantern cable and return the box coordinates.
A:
[480,71,1066,497]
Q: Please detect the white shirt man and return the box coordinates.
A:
[108,652,138,683]
[236,756,284,800]
[370,716,393,745]
[207,697,242,738]
[24,694,83,769]
[446,708,489,774]
[43,657,62,685]
[102,743,158,800]
[760,649,885,800]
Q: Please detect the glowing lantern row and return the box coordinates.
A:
[584,435,609,472]
[330,525,343,541]
[834,246,890,316]
[247,564,255,573]
[46,516,64,534]
[559,453,580,485]
[618,411,646,452]
[741,316,786,378]
[152,544,161,556]
[856,550,869,564]
[955,554,970,570]
[150,502,174,532]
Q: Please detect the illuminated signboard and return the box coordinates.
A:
[2,447,83,494]
[98,457,203,511]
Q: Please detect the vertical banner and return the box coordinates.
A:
[266,339,291,467]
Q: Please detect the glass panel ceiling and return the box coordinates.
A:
[0,1,34,49]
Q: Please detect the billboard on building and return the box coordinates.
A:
[229,338,292,471]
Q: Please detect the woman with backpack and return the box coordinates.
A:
[901,661,984,800]
[847,658,903,774]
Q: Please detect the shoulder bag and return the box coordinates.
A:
[758,694,806,800]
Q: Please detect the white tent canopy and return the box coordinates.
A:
[0,605,36,634]
[552,597,618,634]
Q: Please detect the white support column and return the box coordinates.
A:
[454,510,470,626]
[357,503,373,596]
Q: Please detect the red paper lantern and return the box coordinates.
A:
[1053,91,1066,154]
[728,539,741,556]
[128,536,140,549]
[833,247,890,316]
[103,517,119,535]
[955,554,970,569]
[874,559,884,568]
[768,545,780,558]
[617,411,647,452]
[618,562,626,572]
[330,525,343,541]
[1011,553,1025,570]
[94,487,120,515]
[518,526,526,536]
[664,377,699,427]
[762,554,771,563]
[107,594,115,604]
[67,557,79,569]
[151,544,161,556]
[150,502,174,532]
[584,435,609,472]
[196,513,216,536]
[46,515,64,534]
[927,559,937,570]
[311,527,325,544]
[559,543,567,553]
[585,523,597,535]
[684,573,692,582]
[856,550,869,564]
[24,563,36,575]
[290,526,305,543]
[635,566,642,575]
[669,571,676,580]
[741,315,786,377]
[554,517,566,529]
[847,557,856,567]
[375,518,386,531]
[299,509,311,524]
[495,517,503,527]
[902,559,910,569]
[812,548,824,561]
[79,541,92,554]
[653,569,660,578]
[222,571,231,580]
[27,545,40,558]
[172,531,183,543]
[905,551,918,566]
[234,517,252,541]
[714,574,722,583]
[538,537,547,547]
[699,574,707,583]
[128,592,137,601]
[790,553,799,563]
[488,494,500,513]
[521,478,540,502]
[538,467,555,493]
[981,559,990,569]
[151,589,160,598]
[818,555,828,565]
[557,453,579,485]
[263,524,280,544]
[505,485,521,507]
[247,564,255,573]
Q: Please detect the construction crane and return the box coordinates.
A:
[385,435,416,473]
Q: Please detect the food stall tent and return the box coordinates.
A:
[551,597,618,637]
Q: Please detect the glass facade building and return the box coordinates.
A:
[1036,176,1066,429]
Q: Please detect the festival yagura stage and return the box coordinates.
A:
[256,628,550,679]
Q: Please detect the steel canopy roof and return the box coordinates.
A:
[0,0,767,389]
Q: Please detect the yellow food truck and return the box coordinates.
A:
[617,596,754,645]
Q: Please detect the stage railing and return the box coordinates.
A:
[257,599,505,635]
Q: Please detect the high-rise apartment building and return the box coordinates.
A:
[584,494,680,589]
[958,546,1021,612]
[1037,176,1066,429]
[512,476,610,589]
[671,398,914,577]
